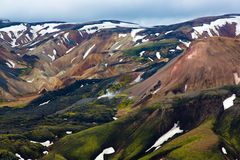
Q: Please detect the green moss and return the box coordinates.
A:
[108,83,125,93]
[26,128,55,142]
[43,153,67,160]
[0,149,17,160]
[60,101,115,123]
[168,149,223,160]
[46,122,118,160]
[18,67,32,77]
[215,108,240,152]
[123,39,179,58]
[107,75,133,93]
[117,97,134,110]
[140,119,223,160]
[0,136,45,160]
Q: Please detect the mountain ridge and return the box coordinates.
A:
[0,13,240,160]
[0,13,240,100]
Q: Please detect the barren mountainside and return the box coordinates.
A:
[0,14,240,160]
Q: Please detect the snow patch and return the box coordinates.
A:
[131,73,143,84]
[66,46,76,54]
[133,35,146,42]
[151,88,161,95]
[98,89,116,99]
[39,100,50,106]
[179,40,191,47]
[115,44,122,50]
[131,28,145,42]
[156,52,161,59]
[15,153,24,160]
[184,84,188,92]
[221,147,227,155]
[176,46,182,50]
[29,47,35,51]
[64,32,70,41]
[223,94,236,110]
[39,140,53,147]
[95,147,115,160]
[148,57,154,62]
[26,79,34,83]
[83,44,95,59]
[30,140,53,147]
[53,49,57,55]
[119,33,127,38]
[146,123,183,152]
[71,57,77,63]
[48,49,57,61]
[191,16,240,39]
[113,117,118,120]
[6,60,15,68]
[43,151,49,155]
[66,131,72,135]
[165,30,173,35]
[32,23,62,37]
[48,54,55,61]
[79,31,83,37]
[139,51,145,57]
[0,23,27,46]
[80,22,140,34]
[0,33,3,39]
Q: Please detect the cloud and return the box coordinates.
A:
[0,0,239,25]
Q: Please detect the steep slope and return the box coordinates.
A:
[43,85,240,160]
[1,14,240,101]
[1,14,240,160]
[0,20,184,101]
[129,37,240,100]
[0,45,38,100]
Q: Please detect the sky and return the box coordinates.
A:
[0,0,239,26]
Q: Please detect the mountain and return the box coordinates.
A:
[128,36,240,99]
[0,14,240,160]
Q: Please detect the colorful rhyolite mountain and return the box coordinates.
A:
[0,14,240,160]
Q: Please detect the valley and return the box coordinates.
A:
[0,14,240,160]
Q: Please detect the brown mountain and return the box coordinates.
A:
[129,37,240,100]
[1,14,240,101]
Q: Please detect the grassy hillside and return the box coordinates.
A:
[43,85,240,160]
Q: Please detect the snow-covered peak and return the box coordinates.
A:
[0,22,64,47]
[131,28,145,42]
[0,23,28,47]
[191,16,240,39]
[0,23,27,33]
[30,23,62,37]
[79,21,140,34]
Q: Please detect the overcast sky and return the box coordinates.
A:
[0,0,239,26]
